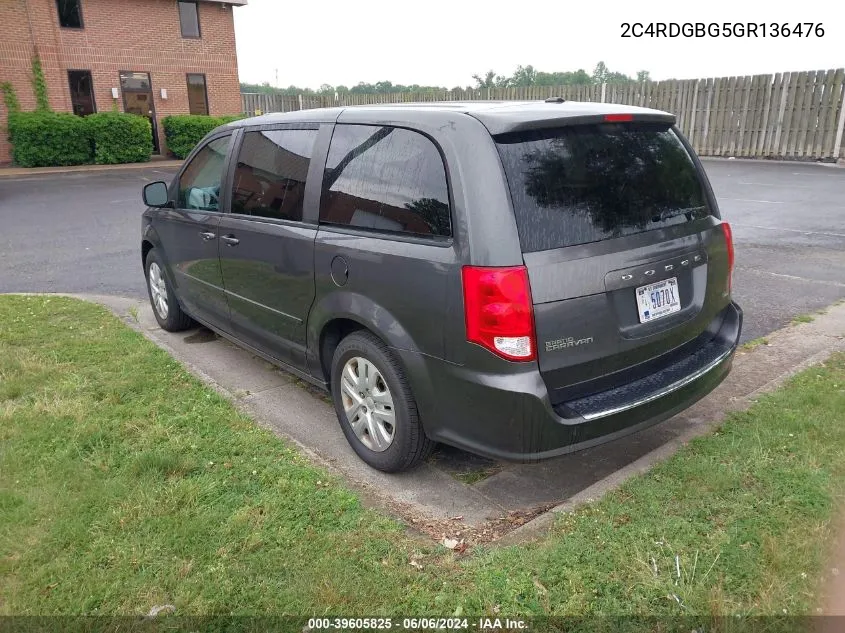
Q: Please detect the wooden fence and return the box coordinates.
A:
[242,69,845,161]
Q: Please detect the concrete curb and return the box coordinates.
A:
[0,160,181,179]
[700,156,844,168]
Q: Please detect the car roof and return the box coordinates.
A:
[224,101,675,136]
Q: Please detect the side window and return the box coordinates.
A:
[320,125,451,238]
[178,136,231,211]
[231,129,317,221]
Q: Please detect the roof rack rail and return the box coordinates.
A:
[544,97,566,103]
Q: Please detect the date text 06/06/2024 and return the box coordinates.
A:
[621,22,824,38]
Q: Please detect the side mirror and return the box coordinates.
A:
[142,181,170,208]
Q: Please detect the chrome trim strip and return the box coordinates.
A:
[580,347,734,421]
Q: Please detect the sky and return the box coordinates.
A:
[233,0,842,90]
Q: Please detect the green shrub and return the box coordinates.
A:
[7,111,92,167]
[87,112,152,164]
[162,114,242,159]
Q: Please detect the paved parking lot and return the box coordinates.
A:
[2,159,844,523]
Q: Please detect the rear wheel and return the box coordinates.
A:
[145,248,194,332]
[330,331,433,472]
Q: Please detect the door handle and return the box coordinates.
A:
[221,235,240,246]
[199,231,216,241]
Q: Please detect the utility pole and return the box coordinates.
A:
[275,68,279,88]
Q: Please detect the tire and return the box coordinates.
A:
[330,331,434,472]
[145,248,194,332]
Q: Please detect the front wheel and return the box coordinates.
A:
[330,331,434,472]
[145,248,194,332]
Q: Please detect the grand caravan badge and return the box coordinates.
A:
[545,336,595,352]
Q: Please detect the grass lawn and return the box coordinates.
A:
[2,295,844,620]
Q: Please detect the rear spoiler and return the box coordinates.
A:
[474,112,677,137]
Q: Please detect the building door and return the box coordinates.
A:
[119,71,159,153]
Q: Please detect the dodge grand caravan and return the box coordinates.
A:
[141,101,742,472]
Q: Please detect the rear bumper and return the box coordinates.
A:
[399,301,742,461]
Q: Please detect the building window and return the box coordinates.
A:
[178,1,200,38]
[68,70,95,116]
[186,74,209,115]
[56,0,83,28]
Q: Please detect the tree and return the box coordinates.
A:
[592,61,609,84]
[510,65,538,87]
[636,70,651,83]
[535,69,591,86]
[472,70,498,89]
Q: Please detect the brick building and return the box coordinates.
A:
[0,0,246,163]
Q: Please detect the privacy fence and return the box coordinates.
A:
[242,69,845,161]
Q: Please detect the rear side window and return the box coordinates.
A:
[496,123,709,252]
[178,135,231,211]
[231,129,317,221]
[320,125,451,238]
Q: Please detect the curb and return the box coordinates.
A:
[0,160,182,178]
[700,156,845,168]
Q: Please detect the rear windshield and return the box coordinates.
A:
[495,123,710,252]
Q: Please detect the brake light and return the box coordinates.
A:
[462,266,536,362]
[721,222,735,293]
[604,114,634,122]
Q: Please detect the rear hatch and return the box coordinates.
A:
[494,117,733,408]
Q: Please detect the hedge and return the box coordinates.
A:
[7,112,92,167]
[7,111,154,167]
[162,114,244,159]
[87,112,152,164]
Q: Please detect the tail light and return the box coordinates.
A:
[721,222,735,293]
[462,266,536,362]
[604,114,634,122]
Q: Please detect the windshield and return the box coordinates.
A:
[495,123,711,252]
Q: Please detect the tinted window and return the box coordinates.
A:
[187,74,208,115]
[232,129,317,221]
[56,0,83,28]
[178,1,200,37]
[496,123,710,252]
[178,136,231,211]
[320,125,451,237]
[68,70,95,116]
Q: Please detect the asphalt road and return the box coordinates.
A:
[1,159,844,342]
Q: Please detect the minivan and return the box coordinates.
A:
[141,100,742,472]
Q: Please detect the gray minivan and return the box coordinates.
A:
[141,101,742,472]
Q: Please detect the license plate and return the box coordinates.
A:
[636,277,680,323]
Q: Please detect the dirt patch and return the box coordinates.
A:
[387,499,557,549]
